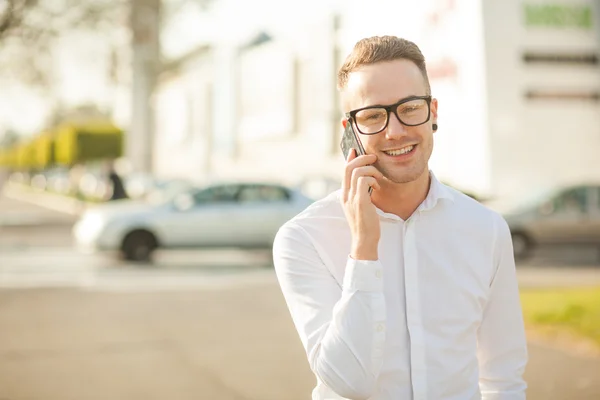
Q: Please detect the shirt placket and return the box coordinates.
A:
[403,217,428,400]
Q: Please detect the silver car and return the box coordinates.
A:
[492,184,600,259]
[73,182,314,262]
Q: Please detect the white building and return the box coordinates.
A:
[154,0,600,199]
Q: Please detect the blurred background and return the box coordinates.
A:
[0,0,599,399]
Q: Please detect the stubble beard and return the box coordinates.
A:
[375,149,428,184]
[379,163,427,184]
[378,140,433,184]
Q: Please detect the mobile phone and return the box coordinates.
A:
[340,120,372,195]
[340,119,366,159]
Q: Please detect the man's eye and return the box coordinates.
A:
[365,112,385,120]
[400,106,419,114]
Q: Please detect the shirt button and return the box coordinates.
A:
[375,270,382,278]
[376,323,385,332]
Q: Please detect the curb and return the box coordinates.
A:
[3,182,88,216]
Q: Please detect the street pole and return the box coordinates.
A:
[129,0,160,174]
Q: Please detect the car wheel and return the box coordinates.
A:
[511,232,532,261]
[121,230,158,262]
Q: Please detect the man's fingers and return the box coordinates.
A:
[342,149,356,200]
[346,147,357,162]
[356,176,380,200]
[351,165,383,184]
[344,153,377,195]
[350,166,382,198]
[350,174,380,202]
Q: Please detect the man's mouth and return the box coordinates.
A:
[383,144,416,156]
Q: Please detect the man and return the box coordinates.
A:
[272,36,527,400]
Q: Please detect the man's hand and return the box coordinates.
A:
[341,149,383,261]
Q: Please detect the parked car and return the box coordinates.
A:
[296,176,341,200]
[124,173,192,201]
[72,182,314,262]
[488,183,600,260]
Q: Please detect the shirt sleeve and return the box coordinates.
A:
[477,214,529,400]
[273,222,386,400]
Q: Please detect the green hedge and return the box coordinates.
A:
[54,122,123,166]
[33,133,54,169]
[0,121,124,170]
[16,142,37,170]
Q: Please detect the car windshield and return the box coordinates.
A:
[516,187,560,208]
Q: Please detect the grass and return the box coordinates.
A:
[520,286,600,347]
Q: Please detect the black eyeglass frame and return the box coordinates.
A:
[345,95,433,135]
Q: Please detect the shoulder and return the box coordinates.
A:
[439,186,514,275]
[274,189,348,252]
[285,189,346,230]
[293,189,345,218]
[443,184,510,239]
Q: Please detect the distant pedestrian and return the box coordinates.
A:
[106,160,127,201]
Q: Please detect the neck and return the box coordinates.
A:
[371,169,431,220]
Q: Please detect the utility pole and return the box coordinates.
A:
[129,0,160,174]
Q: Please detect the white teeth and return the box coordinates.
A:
[385,145,414,156]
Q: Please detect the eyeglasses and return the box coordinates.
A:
[345,95,432,135]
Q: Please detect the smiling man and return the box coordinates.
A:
[273,36,528,400]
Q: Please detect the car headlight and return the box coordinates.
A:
[74,213,107,242]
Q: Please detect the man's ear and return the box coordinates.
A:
[341,118,348,129]
[430,98,439,124]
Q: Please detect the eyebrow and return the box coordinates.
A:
[365,94,421,108]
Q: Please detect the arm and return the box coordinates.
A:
[273,222,386,400]
[477,215,528,400]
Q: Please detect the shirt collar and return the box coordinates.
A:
[420,170,454,212]
[374,170,454,220]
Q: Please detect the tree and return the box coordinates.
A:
[0,0,29,39]
[0,0,128,87]
[0,0,215,87]
[0,129,20,148]
[0,0,215,156]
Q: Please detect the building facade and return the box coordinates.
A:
[154,0,600,199]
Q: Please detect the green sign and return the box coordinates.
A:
[524,4,592,29]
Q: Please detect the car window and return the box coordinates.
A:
[237,185,290,203]
[550,187,589,215]
[193,185,240,204]
[594,186,600,211]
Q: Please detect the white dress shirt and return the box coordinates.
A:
[273,172,528,400]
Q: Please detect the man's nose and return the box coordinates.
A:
[384,113,409,140]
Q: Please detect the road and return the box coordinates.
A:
[0,190,599,400]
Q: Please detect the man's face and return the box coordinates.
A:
[342,59,438,184]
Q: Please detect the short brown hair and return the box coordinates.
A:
[337,36,430,94]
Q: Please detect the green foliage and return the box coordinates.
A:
[521,286,600,346]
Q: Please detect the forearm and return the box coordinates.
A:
[310,274,386,399]
[478,215,528,399]
[273,225,386,399]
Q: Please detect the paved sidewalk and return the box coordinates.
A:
[517,266,600,288]
[526,341,600,399]
[2,182,86,218]
[0,282,598,400]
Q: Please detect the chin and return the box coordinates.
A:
[384,166,427,184]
